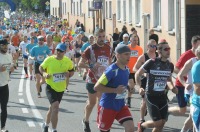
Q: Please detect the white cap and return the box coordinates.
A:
[88,35,94,39]
[123,33,129,38]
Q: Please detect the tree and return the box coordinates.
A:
[19,0,48,12]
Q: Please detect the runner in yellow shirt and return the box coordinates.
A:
[39,43,74,132]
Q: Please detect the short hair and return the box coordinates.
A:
[130,34,138,40]
[196,46,200,53]
[157,41,168,51]
[96,29,105,36]
[131,27,136,32]
[46,34,52,39]
[191,35,200,44]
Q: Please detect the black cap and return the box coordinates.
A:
[0,39,8,45]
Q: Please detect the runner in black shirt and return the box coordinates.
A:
[135,41,178,132]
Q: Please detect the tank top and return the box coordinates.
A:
[141,52,159,88]
[143,58,174,93]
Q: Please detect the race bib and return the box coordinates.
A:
[153,80,166,91]
[37,55,45,61]
[130,50,138,57]
[94,56,109,79]
[115,90,127,99]
[53,73,66,82]
[97,56,109,66]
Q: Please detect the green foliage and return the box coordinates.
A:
[11,0,49,12]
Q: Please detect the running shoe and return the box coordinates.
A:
[79,73,82,77]
[1,127,8,132]
[25,74,29,78]
[30,75,33,80]
[42,123,49,132]
[38,93,41,98]
[1,130,8,132]
[82,119,91,132]
[137,121,145,132]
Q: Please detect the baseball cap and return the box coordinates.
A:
[37,36,44,40]
[56,43,67,52]
[0,39,8,45]
[115,44,131,54]
[123,33,129,38]
[88,35,94,39]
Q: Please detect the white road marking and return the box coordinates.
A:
[18,70,24,93]
[22,108,29,113]
[26,120,36,127]
[19,99,25,104]
[26,76,51,131]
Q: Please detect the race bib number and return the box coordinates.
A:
[53,73,66,82]
[130,50,138,57]
[115,90,127,99]
[97,56,109,66]
[37,55,45,61]
[153,80,166,91]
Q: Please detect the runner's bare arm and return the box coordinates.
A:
[133,55,145,73]
[177,59,192,88]
[167,77,178,94]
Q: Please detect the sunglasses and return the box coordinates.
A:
[38,39,44,41]
[149,45,157,48]
[57,49,64,53]
[163,47,171,51]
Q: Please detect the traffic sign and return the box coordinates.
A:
[45,1,50,6]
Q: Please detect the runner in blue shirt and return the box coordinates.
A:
[94,44,134,132]
[26,36,37,80]
[30,36,51,97]
[191,59,200,132]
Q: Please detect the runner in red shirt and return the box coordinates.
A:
[168,35,200,131]
[78,29,112,132]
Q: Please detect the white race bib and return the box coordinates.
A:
[97,56,109,66]
[37,55,45,61]
[115,90,127,99]
[153,80,166,91]
[53,73,66,82]
[130,50,138,57]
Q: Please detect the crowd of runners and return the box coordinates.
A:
[0,11,200,132]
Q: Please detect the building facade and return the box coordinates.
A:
[50,0,200,64]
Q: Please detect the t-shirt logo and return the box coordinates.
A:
[43,50,46,53]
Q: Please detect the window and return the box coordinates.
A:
[135,0,141,25]
[153,0,161,28]
[55,8,57,16]
[123,0,126,22]
[73,2,75,15]
[109,1,112,19]
[88,1,90,17]
[117,0,121,20]
[91,1,94,17]
[168,0,175,31]
[106,1,108,18]
[71,2,73,14]
[65,2,66,15]
[128,0,132,23]
[80,1,82,16]
[77,2,79,15]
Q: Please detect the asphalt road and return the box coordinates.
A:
[5,59,188,132]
